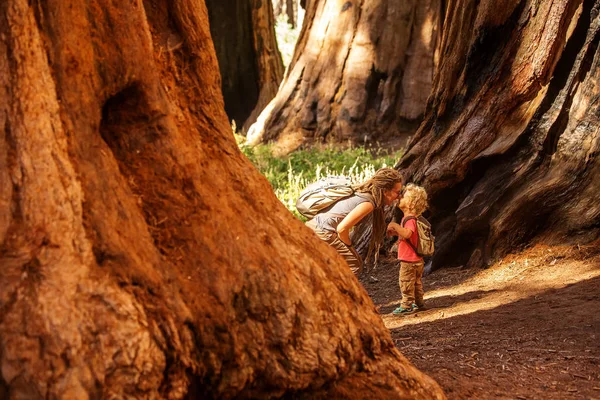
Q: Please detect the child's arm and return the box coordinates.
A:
[387,222,413,239]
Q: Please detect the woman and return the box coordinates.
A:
[306,168,403,275]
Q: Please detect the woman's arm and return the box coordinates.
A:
[336,201,375,246]
[387,222,413,239]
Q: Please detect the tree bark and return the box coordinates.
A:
[399,0,600,269]
[274,0,299,28]
[206,0,284,131]
[287,0,297,28]
[274,0,285,17]
[0,0,444,398]
[248,0,442,152]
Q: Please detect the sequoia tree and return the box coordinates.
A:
[0,0,444,399]
[206,0,284,131]
[247,0,442,150]
[399,0,600,269]
[273,0,300,28]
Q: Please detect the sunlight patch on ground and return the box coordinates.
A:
[382,251,600,330]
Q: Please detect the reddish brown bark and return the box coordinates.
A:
[245,0,287,132]
[0,0,444,398]
[399,0,600,269]
[206,0,284,131]
[248,0,442,152]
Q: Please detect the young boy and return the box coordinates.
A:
[386,184,429,315]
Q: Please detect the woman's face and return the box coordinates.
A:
[383,182,403,206]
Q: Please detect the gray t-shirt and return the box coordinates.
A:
[313,193,374,232]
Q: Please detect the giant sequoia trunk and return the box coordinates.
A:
[206,0,284,131]
[0,0,445,398]
[399,0,600,269]
[248,0,442,151]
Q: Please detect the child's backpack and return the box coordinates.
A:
[402,216,435,257]
[296,176,355,219]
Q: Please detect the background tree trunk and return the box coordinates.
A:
[273,0,300,28]
[399,0,600,270]
[248,0,442,152]
[0,0,444,398]
[274,0,285,17]
[286,0,297,28]
[206,0,284,131]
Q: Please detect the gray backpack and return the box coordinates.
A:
[296,176,354,219]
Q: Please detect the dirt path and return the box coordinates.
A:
[362,243,600,400]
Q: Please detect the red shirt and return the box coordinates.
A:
[397,217,423,262]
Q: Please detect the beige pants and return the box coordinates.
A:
[306,220,363,275]
[400,260,425,309]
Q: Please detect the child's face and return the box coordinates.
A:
[397,192,410,212]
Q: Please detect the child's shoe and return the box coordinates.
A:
[392,306,414,316]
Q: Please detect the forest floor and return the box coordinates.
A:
[362,241,600,400]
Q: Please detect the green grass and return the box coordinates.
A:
[235,135,404,219]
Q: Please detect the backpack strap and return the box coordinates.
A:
[401,216,419,254]
[354,191,375,206]
[401,216,417,226]
[318,192,370,218]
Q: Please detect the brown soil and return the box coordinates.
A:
[362,242,600,400]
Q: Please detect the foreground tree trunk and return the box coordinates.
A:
[399,0,600,269]
[206,0,284,131]
[248,0,442,151]
[0,0,444,398]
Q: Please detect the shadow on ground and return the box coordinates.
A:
[377,289,498,315]
[360,257,481,309]
[383,275,600,400]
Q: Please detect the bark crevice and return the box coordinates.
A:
[541,0,596,156]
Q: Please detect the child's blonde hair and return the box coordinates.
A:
[400,184,428,216]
